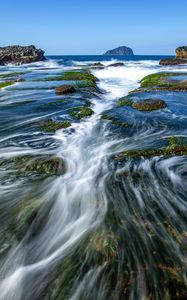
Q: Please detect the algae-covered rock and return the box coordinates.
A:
[40,119,71,132]
[89,229,118,262]
[55,85,75,95]
[0,81,15,89]
[132,99,166,111]
[70,107,94,119]
[118,97,133,106]
[114,145,187,161]
[13,155,65,176]
[60,71,98,82]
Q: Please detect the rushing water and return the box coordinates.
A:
[0,56,187,300]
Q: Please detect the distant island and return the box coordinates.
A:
[104,46,134,55]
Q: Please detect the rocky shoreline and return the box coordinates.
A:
[0,45,46,65]
[160,46,187,65]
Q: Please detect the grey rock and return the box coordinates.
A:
[0,45,46,65]
[104,46,134,55]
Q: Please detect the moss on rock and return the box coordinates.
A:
[61,71,98,82]
[115,145,187,161]
[40,119,71,132]
[0,81,15,89]
[132,99,166,111]
[13,155,65,175]
[70,107,94,119]
[118,97,133,106]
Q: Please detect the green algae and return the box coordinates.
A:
[34,71,98,83]
[115,145,187,161]
[70,107,94,119]
[140,73,175,87]
[0,71,27,78]
[40,119,71,132]
[13,155,65,175]
[118,97,133,106]
[0,81,15,89]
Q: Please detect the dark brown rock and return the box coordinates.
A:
[0,45,46,65]
[55,85,75,95]
[132,99,166,111]
[108,62,125,67]
[159,58,187,66]
[159,46,187,65]
[176,46,187,59]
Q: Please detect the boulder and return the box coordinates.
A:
[132,99,166,111]
[176,46,187,59]
[55,85,75,95]
[160,46,187,65]
[0,45,46,65]
[108,62,125,67]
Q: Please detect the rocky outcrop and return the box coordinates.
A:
[104,46,134,55]
[107,62,125,67]
[176,46,187,59]
[0,45,46,65]
[55,85,75,95]
[160,46,187,65]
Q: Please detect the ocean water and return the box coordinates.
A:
[0,55,186,300]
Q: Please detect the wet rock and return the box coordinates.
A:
[132,99,166,111]
[0,81,15,89]
[91,62,104,69]
[0,45,46,65]
[60,71,98,82]
[138,72,187,92]
[160,46,187,65]
[55,85,75,95]
[70,107,94,119]
[89,229,118,263]
[118,97,133,106]
[159,58,187,66]
[114,144,187,160]
[108,62,125,67]
[14,155,65,176]
[40,119,71,132]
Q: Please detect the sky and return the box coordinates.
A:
[0,0,187,55]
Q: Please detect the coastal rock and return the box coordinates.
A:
[0,45,46,65]
[132,99,166,111]
[160,46,187,65]
[176,46,187,59]
[55,85,75,95]
[107,62,125,67]
[104,46,134,56]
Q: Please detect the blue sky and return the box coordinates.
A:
[1,0,186,55]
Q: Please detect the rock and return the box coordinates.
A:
[40,119,71,132]
[0,45,46,65]
[159,58,187,66]
[108,62,125,67]
[92,62,104,67]
[132,99,166,111]
[90,62,105,69]
[160,46,187,65]
[176,46,187,59]
[104,46,134,56]
[69,107,94,119]
[55,85,75,95]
